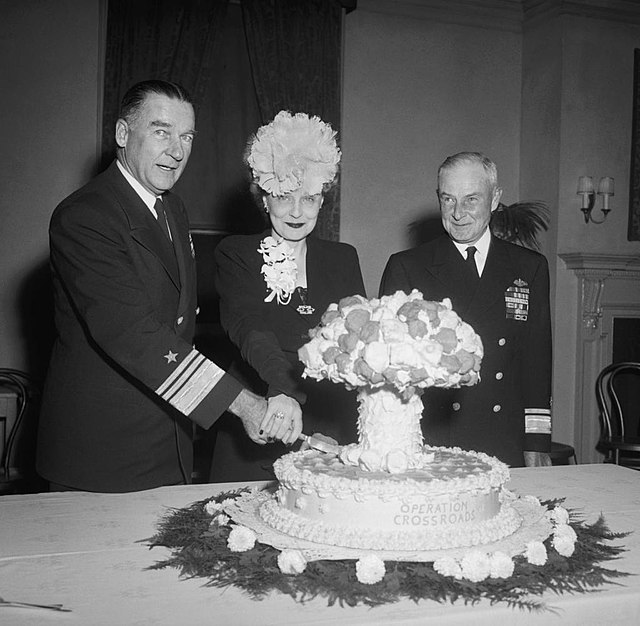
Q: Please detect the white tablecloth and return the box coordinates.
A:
[1,464,639,625]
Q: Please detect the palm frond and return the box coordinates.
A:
[491,201,550,250]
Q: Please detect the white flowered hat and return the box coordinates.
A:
[246,111,341,196]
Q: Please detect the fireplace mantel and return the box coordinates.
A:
[560,253,640,329]
[560,253,640,272]
[559,252,640,463]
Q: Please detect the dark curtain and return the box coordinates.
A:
[173,3,262,234]
[101,0,229,167]
[241,0,344,241]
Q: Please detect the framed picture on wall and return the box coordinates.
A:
[629,49,640,241]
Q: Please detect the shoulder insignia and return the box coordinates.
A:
[164,350,178,363]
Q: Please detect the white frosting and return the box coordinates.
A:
[298,291,484,393]
[261,293,519,552]
[260,446,520,551]
[260,498,520,551]
[341,386,425,472]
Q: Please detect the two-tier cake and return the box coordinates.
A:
[259,290,522,551]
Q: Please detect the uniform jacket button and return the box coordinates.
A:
[176,316,184,325]
[493,404,501,413]
[498,338,506,346]
[452,402,461,411]
[495,372,503,380]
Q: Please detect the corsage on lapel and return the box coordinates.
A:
[505,278,529,321]
[258,236,297,305]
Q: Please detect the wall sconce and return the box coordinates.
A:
[577,176,614,224]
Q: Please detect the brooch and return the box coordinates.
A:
[296,287,315,315]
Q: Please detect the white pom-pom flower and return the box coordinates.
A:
[525,540,548,566]
[204,501,222,516]
[552,523,577,557]
[215,513,230,527]
[355,555,386,584]
[460,551,491,582]
[550,506,570,526]
[227,525,257,552]
[433,556,463,579]
[553,534,576,557]
[277,549,308,575]
[489,552,515,578]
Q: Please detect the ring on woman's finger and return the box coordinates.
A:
[274,412,286,420]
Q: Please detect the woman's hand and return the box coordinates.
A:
[260,394,303,445]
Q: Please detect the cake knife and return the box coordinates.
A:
[298,433,340,455]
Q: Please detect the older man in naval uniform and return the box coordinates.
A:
[380,152,552,467]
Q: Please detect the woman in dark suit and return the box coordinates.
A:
[210,111,365,481]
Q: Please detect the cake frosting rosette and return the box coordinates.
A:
[299,289,483,392]
[298,289,484,473]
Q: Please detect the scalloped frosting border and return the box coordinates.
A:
[272,445,511,500]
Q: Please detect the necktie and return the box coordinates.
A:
[465,245,479,278]
[154,197,172,241]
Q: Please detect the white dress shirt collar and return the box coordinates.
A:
[116,159,161,216]
[451,227,492,277]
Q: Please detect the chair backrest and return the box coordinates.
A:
[595,362,640,442]
[0,369,39,479]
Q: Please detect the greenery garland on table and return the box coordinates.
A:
[146,489,630,612]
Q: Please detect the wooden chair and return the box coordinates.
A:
[548,441,577,465]
[0,369,43,494]
[595,362,640,468]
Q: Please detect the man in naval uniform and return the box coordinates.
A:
[37,80,302,492]
[379,152,552,467]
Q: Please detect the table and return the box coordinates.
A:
[1,464,639,625]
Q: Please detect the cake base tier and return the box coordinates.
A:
[257,446,517,551]
[225,489,551,563]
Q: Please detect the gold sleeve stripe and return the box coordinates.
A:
[157,349,201,396]
[168,359,225,415]
[156,349,225,416]
[525,408,552,435]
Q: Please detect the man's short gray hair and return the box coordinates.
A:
[437,152,498,188]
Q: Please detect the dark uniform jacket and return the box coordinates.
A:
[209,232,365,481]
[379,234,552,467]
[37,162,243,492]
